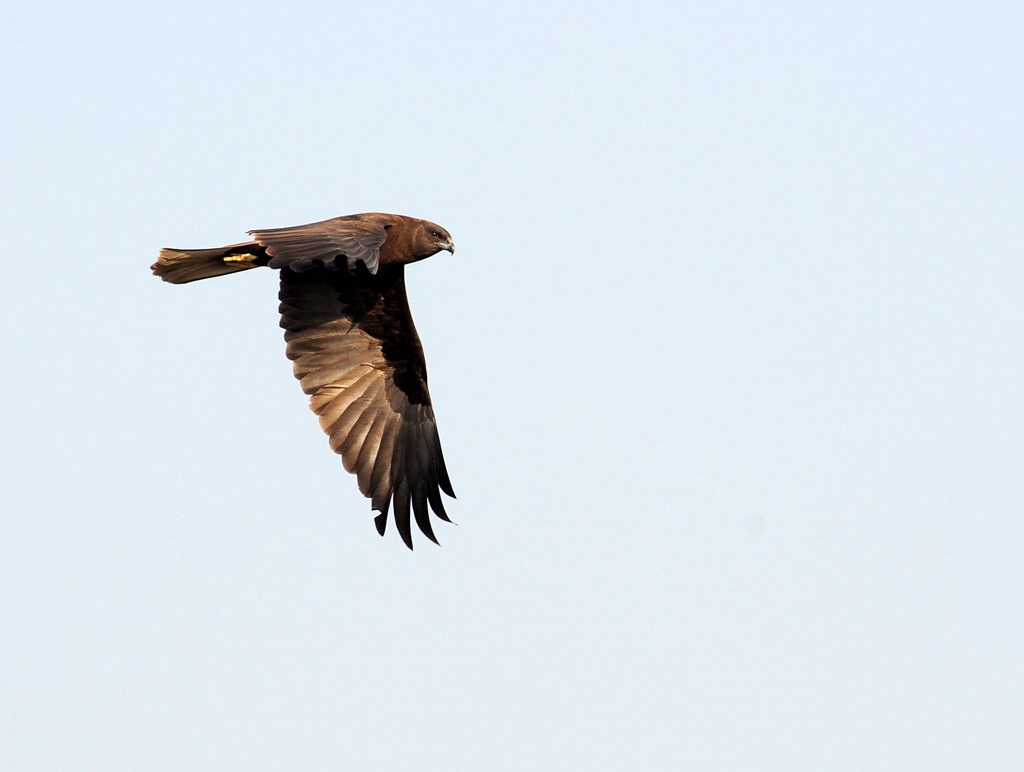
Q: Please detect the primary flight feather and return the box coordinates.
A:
[152,212,457,549]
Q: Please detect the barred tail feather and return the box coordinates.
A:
[151,242,268,284]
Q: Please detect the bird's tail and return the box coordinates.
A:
[151,241,268,284]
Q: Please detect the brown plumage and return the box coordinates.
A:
[152,212,457,549]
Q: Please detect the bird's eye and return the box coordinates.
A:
[431,230,441,238]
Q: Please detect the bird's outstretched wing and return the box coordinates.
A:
[278,264,455,548]
[253,215,388,275]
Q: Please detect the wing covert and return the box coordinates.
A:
[254,215,388,275]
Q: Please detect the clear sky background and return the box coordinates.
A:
[2,1,1021,769]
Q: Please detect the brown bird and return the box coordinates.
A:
[152,212,457,549]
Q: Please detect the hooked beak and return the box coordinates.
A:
[443,239,455,255]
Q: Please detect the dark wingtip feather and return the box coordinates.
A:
[393,488,414,550]
[374,513,387,536]
[426,485,452,523]
[435,447,456,498]
[412,490,438,545]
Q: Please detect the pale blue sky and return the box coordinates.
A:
[2,1,1022,769]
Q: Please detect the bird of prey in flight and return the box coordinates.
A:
[152,212,457,549]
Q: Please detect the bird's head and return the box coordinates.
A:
[411,219,455,261]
